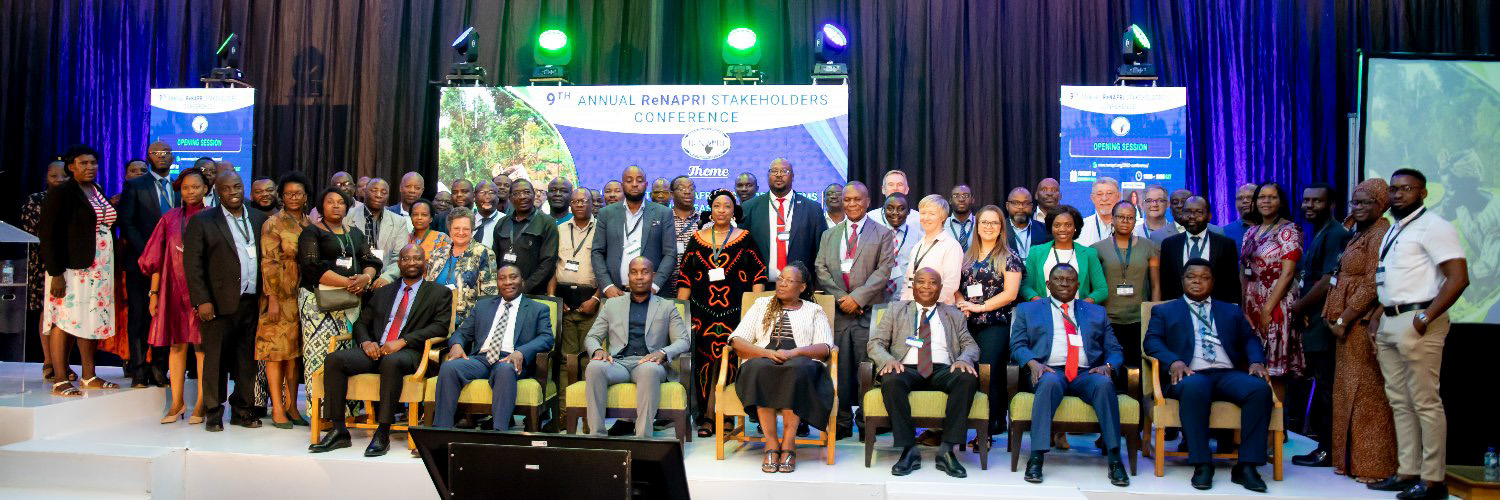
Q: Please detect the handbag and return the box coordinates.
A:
[316,284,360,312]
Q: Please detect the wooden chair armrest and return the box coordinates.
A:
[412,337,442,378]
[565,353,581,384]
[715,344,732,396]
[1006,364,1020,395]
[1147,356,1166,404]
[1126,365,1141,398]
[327,334,353,354]
[827,347,839,390]
[858,361,874,396]
[977,363,991,396]
[533,348,553,384]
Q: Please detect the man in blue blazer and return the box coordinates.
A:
[737,158,827,284]
[433,264,555,431]
[116,140,180,387]
[1011,263,1129,486]
[1144,258,1272,492]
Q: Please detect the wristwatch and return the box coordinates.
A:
[1334,317,1344,327]
[1416,312,1429,324]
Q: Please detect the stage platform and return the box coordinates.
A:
[0,362,1395,499]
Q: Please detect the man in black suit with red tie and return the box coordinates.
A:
[738,158,826,285]
[1159,197,1242,304]
[311,244,452,457]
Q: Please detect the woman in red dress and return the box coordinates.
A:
[138,167,209,423]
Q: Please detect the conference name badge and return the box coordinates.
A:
[777,231,790,241]
[504,252,518,263]
[708,268,726,282]
[371,248,385,262]
[966,283,984,299]
[905,336,924,349]
[1067,334,1083,347]
[1115,283,1135,297]
[840,259,854,274]
[1375,266,1385,286]
[335,257,353,269]
[564,260,581,272]
[676,241,686,254]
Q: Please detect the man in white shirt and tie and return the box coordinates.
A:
[433,264,555,431]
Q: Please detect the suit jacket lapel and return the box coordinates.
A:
[1038,302,1056,357]
[210,209,240,262]
[642,296,660,345]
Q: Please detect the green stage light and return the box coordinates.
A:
[722,27,762,73]
[1119,23,1155,77]
[534,28,573,67]
[1127,24,1151,51]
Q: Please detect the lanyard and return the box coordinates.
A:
[568,220,595,260]
[913,306,937,339]
[913,238,940,270]
[1112,237,1135,272]
[895,225,909,252]
[1188,301,1214,331]
[949,218,972,245]
[1052,301,1077,331]
[323,222,352,257]
[1379,208,1425,262]
[1012,224,1031,254]
[624,208,644,239]
[1052,246,1075,268]
[1094,216,1106,241]
[774,196,792,227]
[227,210,253,247]
[710,227,730,265]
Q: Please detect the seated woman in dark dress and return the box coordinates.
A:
[728,262,834,474]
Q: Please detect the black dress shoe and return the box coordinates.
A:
[935,450,967,478]
[608,420,636,436]
[1368,475,1420,492]
[364,429,391,457]
[309,429,352,453]
[1396,481,1447,500]
[796,422,810,438]
[229,415,262,429]
[834,426,853,441]
[1231,463,1267,492]
[1107,457,1130,487]
[1292,448,1331,467]
[205,420,224,433]
[130,376,148,388]
[1191,464,1214,490]
[891,446,921,476]
[1023,451,1045,483]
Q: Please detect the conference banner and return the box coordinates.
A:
[1058,86,1188,217]
[149,88,255,174]
[437,85,849,210]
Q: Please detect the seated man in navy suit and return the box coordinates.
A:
[1010,263,1129,487]
[433,263,555,431]
[1144,258,1272,492]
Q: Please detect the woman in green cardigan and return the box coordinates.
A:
[1020,204,1108,302]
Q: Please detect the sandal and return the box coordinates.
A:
[50,381,81,397]
[80,376,119,390]
[778,450,796,473]
[697,422,715,438]
[761,450,781,473]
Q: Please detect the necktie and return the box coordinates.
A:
[1189,236,1204,260]
[482,302,513,364]
[1061,302,1080,381]
[384,286,413,344]
[1195,302,1218,362]
[775,197,788,272]
[477,215,493,245]
[365,209,379,248]
[842,221,858,290]
[158,179,173,213]
[917,307,933,377]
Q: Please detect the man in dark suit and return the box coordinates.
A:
[868,268,980,479]
[1010,263,1129,486]
[309,244,452,456]
[1159,197,1242,304]
[737,158,826,284]
[812,181,894,439]
[1144,258,1273,492]
[182,171,268,431]
[591,166,676,297]
[433,264,554,431]
[1004,187,1053,262]
[116,140,179,387]
[492,179,559,295]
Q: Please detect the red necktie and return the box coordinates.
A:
[384,285,413,344]
[842,221,858,290]
[775,197,788,272]
[1061,302,1079,381]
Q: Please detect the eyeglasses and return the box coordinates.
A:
[978,220,1004,227]
[1144,198,1168,205]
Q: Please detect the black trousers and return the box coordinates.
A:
[1305,349,1334,449]
[1111,321,1142,370]
[198,294,260,422]
[968,320,1009,434]
[323,347,422,427]
[832,311,870,432]
[124,269,166,378]
[880,364,978,447]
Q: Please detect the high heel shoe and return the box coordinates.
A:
[187,413,205,425]
[271,420,294,430]
[160,404,185,424]
[288,414,310,427]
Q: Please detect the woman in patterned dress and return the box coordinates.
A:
[676,189,767,438]
[21,160,71,382]
[297,188,382,409]
[138,167,209,423]
[256,172,313,429]
[1322,178,1399,482]
[38,146,119,396]
[425,207,498,328]
[1240,182,1303,404]
[955,205,1024,435]
[408,200,451,267]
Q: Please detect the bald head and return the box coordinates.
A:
[399,171,425,206]
[1035,178,1060,211]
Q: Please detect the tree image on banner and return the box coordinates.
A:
[438,87,577,189]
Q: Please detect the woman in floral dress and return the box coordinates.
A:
[1240,182,1303,404]
[39,146,119,396]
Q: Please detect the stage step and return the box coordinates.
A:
[0,439,184,500]
[0,366,166,446]
[887,482,1087,499]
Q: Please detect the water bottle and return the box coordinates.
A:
[1486,447,1499,481]
[0,260,12,284]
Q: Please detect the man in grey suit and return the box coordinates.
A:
[346,178,413,287]
[813,181,894,439]
[869,268,980,479]
[591,166,677,297]
[583,257,691,438]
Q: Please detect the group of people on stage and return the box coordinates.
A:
[20,142,1468,497]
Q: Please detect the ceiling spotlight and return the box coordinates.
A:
[1118,23,1155,77]
[723,27,762,80]
[533,28,573,81]
[813,22,849,83]
[448,27,485,84]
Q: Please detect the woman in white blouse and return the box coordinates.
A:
[730,263,834,474]
[900,194,965,303]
